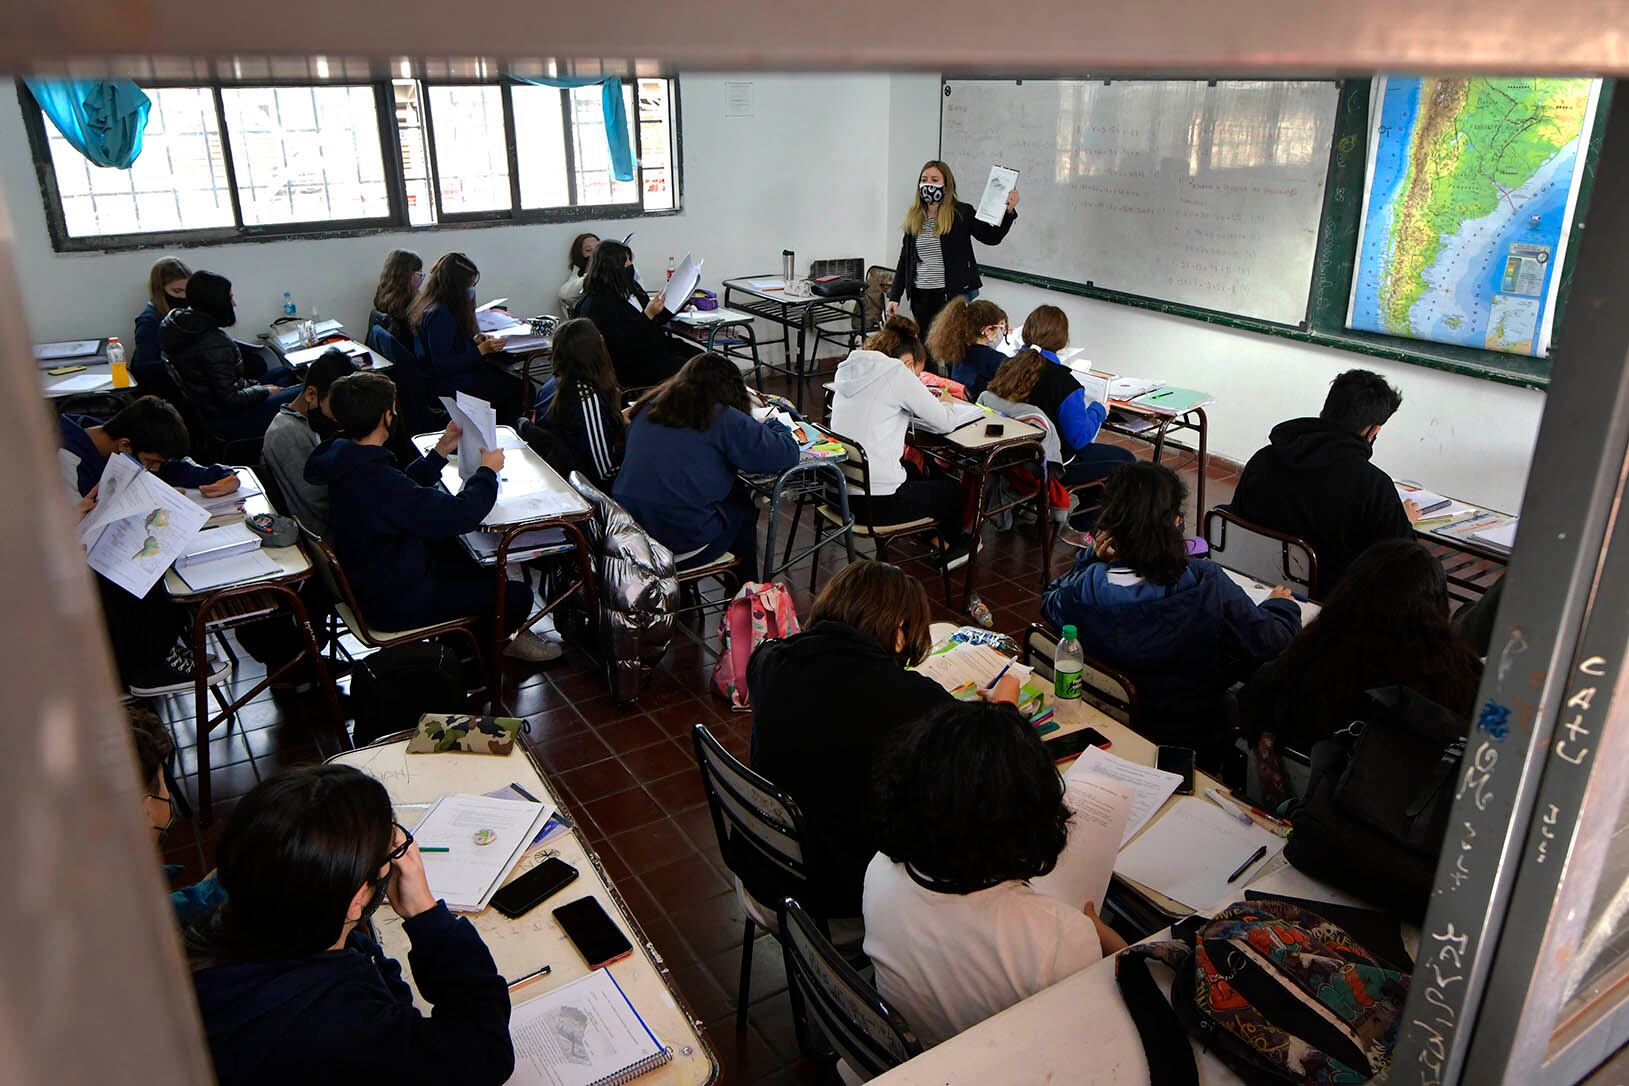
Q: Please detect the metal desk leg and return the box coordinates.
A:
[1191,408,1209,517]
[489,521,599,712]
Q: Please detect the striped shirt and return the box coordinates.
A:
[915,213,947,290]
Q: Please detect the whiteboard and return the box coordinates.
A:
[941,79,1341,327]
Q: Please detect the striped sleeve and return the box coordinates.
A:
[579,386,618,480]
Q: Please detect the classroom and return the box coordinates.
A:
[5,6,1628,1085]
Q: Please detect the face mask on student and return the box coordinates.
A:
[309,410,339,440]
[411,272,424,292]
[467,287,477,301]
[920,183,945,204]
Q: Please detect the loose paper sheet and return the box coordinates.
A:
[80,455,211,598]
[411,794,553,912]
[438,393,499,481]
[1114,797,1286,911]
[663,251,703,313]
[912,642,1034,693]
[974,165,1020,226]
[1030,776,1135,911]
[1065,745,1183,846]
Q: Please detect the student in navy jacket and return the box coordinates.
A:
[925,296,1010,400]
[532,317,626,492]
[614,351,799,576]
[304,372,556,661]
[186,765,514,1086]
[572,239,690,390]
[1042,461,1302,759]
[407,252,524,424]
[131,255,190,387]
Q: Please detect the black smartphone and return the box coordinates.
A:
[1157,745,1197,795]
[491,857,579,919]
[984,422,1005,437]
[553,896,635,969]
[1044,727,1111,761]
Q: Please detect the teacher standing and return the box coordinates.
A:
[886,159,1019,359]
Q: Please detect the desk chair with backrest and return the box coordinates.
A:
[1203,506,1319,599]
[367,323,444,435]
[780,897,923,1079]
[1021,622,1140,727]
[691,723,864,1030]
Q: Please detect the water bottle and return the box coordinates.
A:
[106,337,129,389]
[666,256,676,282]
[1054,624,1084,700]
[282,291,297,317]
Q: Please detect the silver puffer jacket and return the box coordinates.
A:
[566,472,678,701]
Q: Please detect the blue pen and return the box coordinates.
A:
[986,661,1014,690]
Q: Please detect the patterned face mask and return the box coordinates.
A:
[919,183,945,204]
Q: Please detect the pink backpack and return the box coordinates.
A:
[710,581,801,710]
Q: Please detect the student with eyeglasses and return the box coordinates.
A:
[185,765,514,1086]
[127,703,224,925]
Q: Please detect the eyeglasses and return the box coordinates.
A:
[385,820,414,864]
[144,792,177,835]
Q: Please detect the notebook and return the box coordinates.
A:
[1115,797,1286,910]
[508,969,672,1086]
[410,793,552,912]
[1130,386,1213,414]
[1395,484,1452,515]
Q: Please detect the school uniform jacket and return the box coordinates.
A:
[888,200,1017,302]
[160,307,269,414]
[1025,355,1108,462]
[949,342,1008,401]
[412,304,487,398]
[534,376,626,492]
[573,289,691,391]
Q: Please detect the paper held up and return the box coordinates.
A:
[974,165,1020,225]
[1029,776,1134,911]
[662,251,704,314]
[437,393,499,481]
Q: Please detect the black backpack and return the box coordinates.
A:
[349,642,468,746]
[1284,686,1467,918]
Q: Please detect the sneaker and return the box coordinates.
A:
[940,539,973,573]
[504,630,563,663]
[1058,526,1095,550]
[128,642,230,697]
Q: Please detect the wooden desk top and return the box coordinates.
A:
[163,467,310,600]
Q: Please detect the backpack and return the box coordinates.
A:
[710,582,801,710]
[1284,685,1466,918]
[349,641,469,746]
[1117,898,1411,1085]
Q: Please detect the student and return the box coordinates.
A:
[986,305,1134,492]
[1240,539,1482,803]
[368,249,423,346]
[132,256,190,383]
[186,765,514,1086]
[830,315,974,565]
[863,700,1127,1047]
[532,318,625,491]
[161,270,301,442]
[749,561,1019,918]
[127,703,226,924]
[572,239,688,390]
[613,351,798,575]
[1230,369,1421,598]
[262,348,354,535]
[1041,462,1301,757]
[304,372,557,661]
[926,297,1010,400]
[885,160,1019,349]
[60,397,235,694]
[407,252,523,424]
[557,232,599,317]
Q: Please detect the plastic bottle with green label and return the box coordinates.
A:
[1054,624,1084,700]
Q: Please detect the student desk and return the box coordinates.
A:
[161,467,348,822]
[722,278,864,410]
[410,427,597,707]
[1220,566,1324,626]
[330,734,719,1085]
[36,339,136,401]
[669,306,763,382]
[1103,392,1214,517]
[1409,490,1515,595]
[281,337,393,372]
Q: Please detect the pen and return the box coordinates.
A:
[506,964,553,988]
[986,662,1014,690]
[1225,790,1294,837]
[1227,845,1269,884]
[419,846,451,853]
[1205,788,1254,828]
[1147,389,1175,400]
[508,782,541,803]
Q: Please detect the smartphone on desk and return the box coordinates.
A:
[553,896,634,969]
[1156,745,1197,796]
[491,857,578,919]
[1044,727,1110,761]
[984,422,1005,437]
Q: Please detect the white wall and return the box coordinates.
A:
[0,73,893,361]
[883,75,1545,514]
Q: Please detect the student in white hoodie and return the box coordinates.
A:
[830,316,974,566]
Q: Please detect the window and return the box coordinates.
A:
[21,73,681,251]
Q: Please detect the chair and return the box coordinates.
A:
[691,723,861,1029]
[670,550,745,647]
[1202,506,1318,598]
[1021,622,1140,726]
[367,323,444,436]
[781,897,923,1079]
[861,265,895,335]
[161,356,264,464]
[298,523,487,701]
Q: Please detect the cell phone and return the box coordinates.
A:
[491,857,579,919]
[984,422,1005,437]
[1044,727,1111,761]
[553,896,634,969]
[1157,745,1197,796]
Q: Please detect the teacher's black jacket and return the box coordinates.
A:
[888,200,1017,302]
[747,620,952,917]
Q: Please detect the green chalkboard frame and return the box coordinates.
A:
[949,76,1615,391]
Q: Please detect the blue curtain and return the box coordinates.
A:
[25,79,152,169]
[508,76,634,182]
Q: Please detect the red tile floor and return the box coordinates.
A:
[149,401,1495,1084]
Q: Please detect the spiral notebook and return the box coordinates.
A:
[509,968,672,1086]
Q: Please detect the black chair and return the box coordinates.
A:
[368,323,445,436]
[1021,621,1141,727]
[781,897,922,1080]
[1202,506,1319,599]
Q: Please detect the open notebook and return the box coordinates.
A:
[509,969,672,1086]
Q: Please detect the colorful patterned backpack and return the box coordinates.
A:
[710,582,801,710]
[1116,899,1411,1085]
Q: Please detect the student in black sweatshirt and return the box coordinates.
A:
[186,765,514,1086]
[573,239,689,390]
[303,371,558,662]
[160,270,300,442]
[747,560,1020,918]
[532,317,626,491]
[926,296,1010,400]
[886,159,1019,352]
[1230,369,1422,598]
